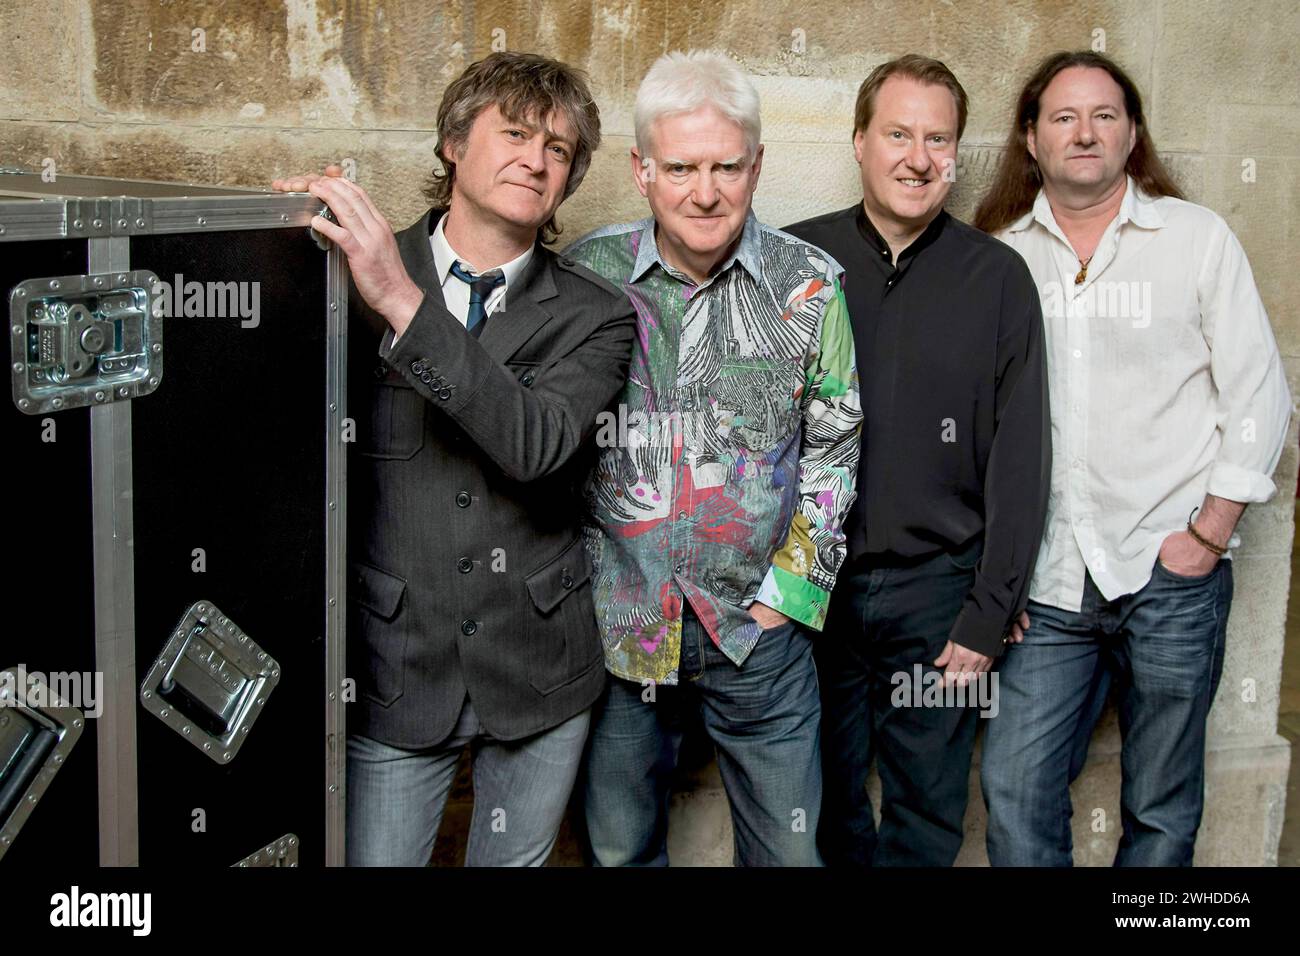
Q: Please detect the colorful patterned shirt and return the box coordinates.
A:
[564,212,862,685]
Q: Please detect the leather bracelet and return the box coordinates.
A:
[1187,507,1228,557]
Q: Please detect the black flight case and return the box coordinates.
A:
[0,171,348,868]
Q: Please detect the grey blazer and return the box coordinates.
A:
[346,208,635,748]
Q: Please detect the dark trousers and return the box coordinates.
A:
[582,604,823,866]
[816,540,982,866]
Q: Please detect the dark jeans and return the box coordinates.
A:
[816,539,983,866]
[980,560,1231,866]
[581,604,823,866]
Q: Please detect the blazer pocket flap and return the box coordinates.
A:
[352,561,407,620]
[525,537,592,615]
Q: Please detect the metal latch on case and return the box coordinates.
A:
[9,270,163,414]
[139,601,280,764]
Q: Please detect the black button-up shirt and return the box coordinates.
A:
[783,204,1050,655]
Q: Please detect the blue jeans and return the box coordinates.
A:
[581,605,823,866]
[981,559,1231,866]
[346,695,590,866]
[816,540,983,866]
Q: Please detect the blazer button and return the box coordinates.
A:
[561,569,574,589]
[374,364,388,381]
[455,491,472,508]
[420,372,432,384]
[457,557,473,573]
[411,360,426,374]
[438,387,453,400]
[520,372,535,387]
[461,619,477,636]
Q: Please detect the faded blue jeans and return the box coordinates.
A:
[581,604,823,866]
[981,559,1231,866]
[346,696,590,866]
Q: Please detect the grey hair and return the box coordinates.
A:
[633,50,761,159]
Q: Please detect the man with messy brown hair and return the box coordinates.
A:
[274,50,634,866]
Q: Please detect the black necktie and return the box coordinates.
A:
[448,261,505,339]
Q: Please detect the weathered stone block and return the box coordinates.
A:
[0,0,79,121]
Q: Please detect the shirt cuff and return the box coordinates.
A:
[948,576,1015,658]
[1206,461,1278,504]
[754,565,830,631]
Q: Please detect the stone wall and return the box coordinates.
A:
[3,0,1294,864]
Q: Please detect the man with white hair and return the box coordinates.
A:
[566,49,863,866]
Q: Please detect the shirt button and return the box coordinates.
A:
[457,557,473,573]
[674,562,684,574]
[1072,459,1083,469]
[677,511,687,520]
[1072,349,1082,358]
[461,619,477,636]
[455,491,471,508]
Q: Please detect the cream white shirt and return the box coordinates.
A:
[428,212,533,327]
[997,177,1291,612]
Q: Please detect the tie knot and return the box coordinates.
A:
[449,261,505,298]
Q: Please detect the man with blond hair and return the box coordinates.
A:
[785,54,1049,867]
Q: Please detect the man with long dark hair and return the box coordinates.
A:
[976,51,1290,866]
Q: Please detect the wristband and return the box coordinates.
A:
[1187,507,1227,557]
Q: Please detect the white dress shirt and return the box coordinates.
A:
[429,212,533,327]
[997,177,1292,612]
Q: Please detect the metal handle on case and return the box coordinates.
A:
[138,601,280,764]
[0,667,86,861]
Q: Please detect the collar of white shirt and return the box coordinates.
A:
[1007,175,1166,240]
[429,212,534,310]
